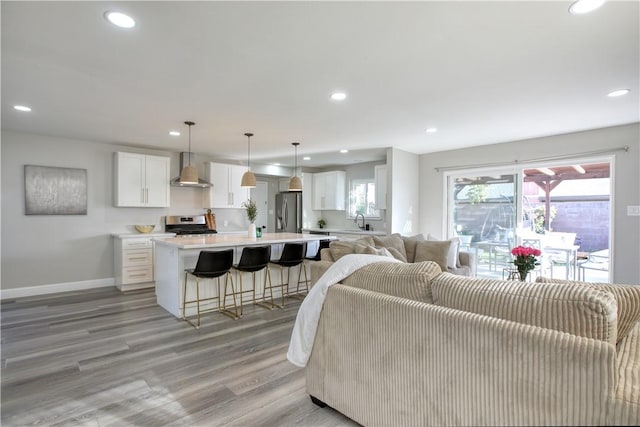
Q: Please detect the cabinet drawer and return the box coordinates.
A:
[123,266,153,284]
[123,249,152,266]
[123,238,152,249]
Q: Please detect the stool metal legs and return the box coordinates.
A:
[290,262,310,300]
[234,268,274,314]
[182,271,239,328]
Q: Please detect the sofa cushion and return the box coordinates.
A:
[373,234,408,262]
[536,277,640,344]
[400,234,426,263]
[428,234,461,269]
[432,273,618,345]
[342,261,442,303]
[414,240,452,272]
[329,236,375,261]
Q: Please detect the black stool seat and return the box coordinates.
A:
[232,246,273,315]
[182,249,238,328]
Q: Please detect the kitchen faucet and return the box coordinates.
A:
[354,213,366,230]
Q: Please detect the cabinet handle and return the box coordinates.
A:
[145,188,149,204]
[141,189,145,204]
[130,273,148,278]
[129,256,147,261]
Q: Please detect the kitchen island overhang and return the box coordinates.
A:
[153,233,336,318]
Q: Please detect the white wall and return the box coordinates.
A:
[419,123,640,284]
[389,148,420,235]
[0,130,276,292]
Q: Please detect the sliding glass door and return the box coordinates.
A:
[445,159,612,281]
[447,172,518,277]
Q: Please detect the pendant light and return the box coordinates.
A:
[240,132,256,188]
[179,121,198,184]
[289,142,302,192]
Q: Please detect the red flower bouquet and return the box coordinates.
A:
[511,246,541,281]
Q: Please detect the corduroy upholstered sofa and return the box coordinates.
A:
[305,261,640,426]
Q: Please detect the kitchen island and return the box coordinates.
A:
[153,233,335,318]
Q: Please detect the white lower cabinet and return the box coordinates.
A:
[113,233,173,291]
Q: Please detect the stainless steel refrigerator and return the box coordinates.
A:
[276,192,302,233]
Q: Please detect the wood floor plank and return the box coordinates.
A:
[1,287,357,426]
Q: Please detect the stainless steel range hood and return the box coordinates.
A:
[170,152,212,188]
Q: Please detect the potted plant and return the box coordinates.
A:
[317,218,326,229]
[242,199,258,237]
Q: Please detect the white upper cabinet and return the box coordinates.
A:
[312,171,346,210]
[114,152,170,207]
[205,162,248,208]
[375,164,388,210]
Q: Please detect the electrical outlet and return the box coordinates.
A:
[628,206,640,216]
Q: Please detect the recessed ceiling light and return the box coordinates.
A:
[426,127,438,133]
[568,0,606,15]
[169,131,180,136]
[303,156,311,161]
[330,92,347,101]
[14,105,31,112]
[607,89,630,97]
[274,163,281,166]
[340,149,349,153]
[105,11,136,28]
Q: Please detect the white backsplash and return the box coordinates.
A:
[315,210,387,233]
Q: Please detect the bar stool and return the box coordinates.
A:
[182,249,238,328]
[231,245,272,315]
[269,242,308,306]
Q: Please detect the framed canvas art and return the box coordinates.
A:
[24,165,88,215]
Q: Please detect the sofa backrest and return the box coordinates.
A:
[342,261,442,303]
[431,273,619,345]
[536,277,640,344]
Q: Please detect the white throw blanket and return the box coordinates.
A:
[286,253,401,367]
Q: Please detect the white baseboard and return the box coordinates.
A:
[0,278,116,300]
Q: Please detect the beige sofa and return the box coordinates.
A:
[311,234,476,285]
[305,263,640,426]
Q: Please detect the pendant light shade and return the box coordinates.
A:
[241,132,256,188]
[289,142,302,192]
[179,121,198,184]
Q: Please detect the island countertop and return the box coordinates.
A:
[154,232,334,250]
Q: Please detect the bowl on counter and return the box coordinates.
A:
[135,225,156,234]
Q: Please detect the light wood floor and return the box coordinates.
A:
[1,287,358,426]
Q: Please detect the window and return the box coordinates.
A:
[349,178,379,218]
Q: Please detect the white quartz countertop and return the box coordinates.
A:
[153,232,336,250]
[112,232,176,238]
[302,228,386,236]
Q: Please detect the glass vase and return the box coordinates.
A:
[517,267,529,282]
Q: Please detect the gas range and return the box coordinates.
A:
[165,215,217,235]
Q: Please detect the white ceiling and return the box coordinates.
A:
[2,1,638,168]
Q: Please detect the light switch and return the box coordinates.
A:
[628,206,640,216]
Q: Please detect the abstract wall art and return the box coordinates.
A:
[24,165,88,215]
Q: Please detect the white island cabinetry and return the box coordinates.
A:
[113,233,175,291]
[153,233,336,318]
[114,152,171,207]
[205,162,248,208]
